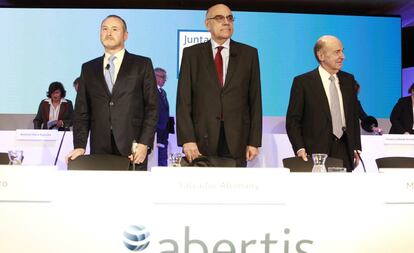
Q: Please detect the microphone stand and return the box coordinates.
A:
[355,151,367,173]
[131,140,138,171]
[54,128,67,166]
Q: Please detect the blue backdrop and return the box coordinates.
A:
[0,8,401,118]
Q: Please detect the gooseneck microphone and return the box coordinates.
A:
[342,126,366,172]
[105,63,110,70]
[356,151,367,173]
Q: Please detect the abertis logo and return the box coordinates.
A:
[123,225,150,251]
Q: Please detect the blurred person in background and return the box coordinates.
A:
[389,83,414,134]
[73,77,80,92]
[154,67,173,166]
[33,81,73,130]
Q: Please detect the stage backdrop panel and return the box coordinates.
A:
[0,8,401,119]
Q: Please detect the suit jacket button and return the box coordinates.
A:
[109,102,114,106]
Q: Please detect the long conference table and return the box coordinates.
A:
[1,130,413,172]
[0,166,413,253]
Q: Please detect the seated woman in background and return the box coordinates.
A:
[389,83,414,134]
[33,81,73,130]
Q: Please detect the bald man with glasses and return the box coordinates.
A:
[177,4,262,167]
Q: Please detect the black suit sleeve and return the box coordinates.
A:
[73,65,90,149]
[138,58,159,147]
[176,47,197,146]
[357,100,368,121]
[62,100,74,128]
[286,76,306,153]
[349,77,362,151]
[247,48,262,147]
[33,101,44,129]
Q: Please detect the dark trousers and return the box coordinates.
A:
[157,128,169,166]
[158,143,168,166]
[111,131,147,171]
[329,134,354,172]
[215,122,246,167]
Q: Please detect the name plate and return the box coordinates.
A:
[383,134,414,145]
[15,129,58,141]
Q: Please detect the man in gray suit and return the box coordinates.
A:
[286,35,361,172]
[177,4,262,167]
[66,15,158,170]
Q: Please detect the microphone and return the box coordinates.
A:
[105,63,114,89]
[131,139,138,171]
[355,151,367,173]
[54,129,67,166]
[341,126,366,172]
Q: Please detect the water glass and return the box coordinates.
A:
[8,150,24,165]
[168,153,183,167]
[311,153,327,173]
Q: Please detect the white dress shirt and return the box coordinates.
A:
[103,49,126,84]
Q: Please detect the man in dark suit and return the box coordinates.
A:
[286,35,361,172]
[154,67,170,166]
[389,83,414,134]
[176,4,262,167]
[66,15,158,170]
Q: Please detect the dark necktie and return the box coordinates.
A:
[159,88,167,105]
[214,46,224,86]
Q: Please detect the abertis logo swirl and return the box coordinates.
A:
[123,225,150,251]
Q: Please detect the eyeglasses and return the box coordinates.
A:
[206,15,235,23]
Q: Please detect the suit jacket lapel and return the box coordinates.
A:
[95,56,111,97]
[224,40,239,89]
[112,50,130,95]
[337,71,350,122]
[202,41,222,92]
[310,69,331,119]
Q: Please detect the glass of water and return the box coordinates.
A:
[168,153,183,167]
[8,150,24,165]
[311,153,327,173]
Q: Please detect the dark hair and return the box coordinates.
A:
[73,77,80,86]
[354,81,360,93]
[154,67,166,74]
[46,81,66,98]
[408,83,414,94]
[102,15,128,32]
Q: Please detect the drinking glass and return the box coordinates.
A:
[8,150,24,165]
[311,153,327,173]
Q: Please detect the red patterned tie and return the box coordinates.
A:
[214,46,224,86]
